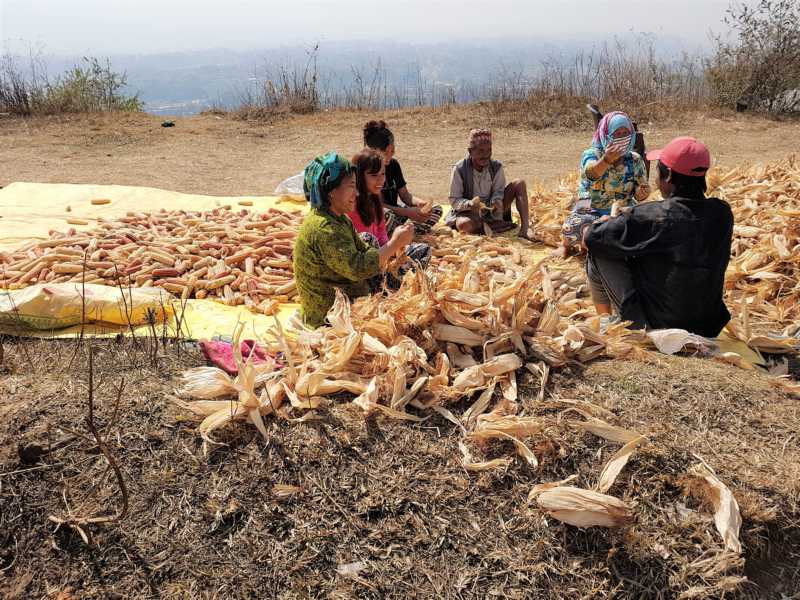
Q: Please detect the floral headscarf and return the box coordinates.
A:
[302,152,354,209]
[591,111,636,154]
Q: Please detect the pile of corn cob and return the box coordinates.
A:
[0,207,302,314]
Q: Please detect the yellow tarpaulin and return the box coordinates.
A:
[0,292,299,340]
[0,181,307,252]
[0,281,301,339]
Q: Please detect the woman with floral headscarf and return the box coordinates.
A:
[558,111,650,258]
[293,152,414,328]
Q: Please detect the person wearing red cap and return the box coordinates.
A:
[582,137,733,337]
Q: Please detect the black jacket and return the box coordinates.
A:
[584,196,733,337]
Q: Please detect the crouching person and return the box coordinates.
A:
[583,137,733,337]
[445,128,533,240]
[294,152,414,328]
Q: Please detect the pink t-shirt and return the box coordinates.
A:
[348,207,389,246]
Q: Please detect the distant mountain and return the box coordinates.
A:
[35,35,705,116]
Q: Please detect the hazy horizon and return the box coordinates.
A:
[0,0,739,117]
[1,0,731,56]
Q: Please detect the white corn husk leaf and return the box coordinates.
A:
[565,410,642,444]
[463,383,496,426]
[453,354,522,392]
[433,323,485,346]
[595,435,648,494]
[352,376,424,422]
[458,442,512,472]
[295,372,368,397]
[647,329,718,355]
[177,367,235,399]
[198,403,249,443]
[528,475,579,502]
[472,414,546,441]
[687,463,743,553]
[537,486,634,528]
[392,376,428,411]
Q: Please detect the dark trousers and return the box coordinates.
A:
[586,253,649,329]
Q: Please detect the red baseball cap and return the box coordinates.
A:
[646,137,710,177]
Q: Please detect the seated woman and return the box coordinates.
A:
[363,120,443,237]
[559,111,650,258]
[348,148,432,289]
[293,152,414,328]
[446,128,533,240]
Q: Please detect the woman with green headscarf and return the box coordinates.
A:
[293,152,415,328]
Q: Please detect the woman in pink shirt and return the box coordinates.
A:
[349,148,390,245]
[350,148,431,289]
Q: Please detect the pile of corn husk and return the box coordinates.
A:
[276,242,647,413]
[708,157,800,340]
[529,173,579,248]
[174,158,800,555]
[531,156,800,345]
[176,232,649,439]
[175,258,742,553]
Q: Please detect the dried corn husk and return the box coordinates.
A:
[648,329,717,355]
[273,484,303,500]
[433,323,485,346]
[463,383,496,426]
[527,475,579,502]
[295,373,368,397]
[175,322,288,445]
[714,352,757,371]
[176,367,237,399]
[352,377,424,421]
[596,435,647,493]
[453,354,523,392]
[458,441,512,472]
[537,486,634,528]
[565,411,642,444]
[686,463,742,553]
[471,414,546,441]
[526,361,550,402]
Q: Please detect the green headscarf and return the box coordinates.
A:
[303,152,354,209]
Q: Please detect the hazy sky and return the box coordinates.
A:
[1,0,732,56]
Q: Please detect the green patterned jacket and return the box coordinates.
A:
[293,207,380,328]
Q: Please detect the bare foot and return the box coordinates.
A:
[517,229,536,242]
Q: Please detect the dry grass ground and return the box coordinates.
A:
[1,105,799,199]
[0,338,798,599]
[1,105,800,598]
